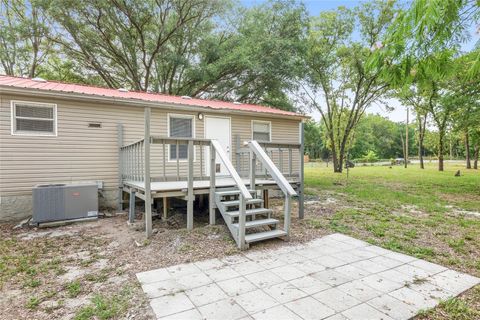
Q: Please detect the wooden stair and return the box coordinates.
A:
[215,188,287,248]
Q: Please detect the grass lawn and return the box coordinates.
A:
[303,162,480,319]
[0,162,478,320]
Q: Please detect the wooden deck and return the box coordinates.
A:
[123,177,299,198]
[118,110,304,244]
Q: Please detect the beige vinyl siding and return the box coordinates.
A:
[0,93,301,198]
[230,116,300,176]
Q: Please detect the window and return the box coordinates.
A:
[11,101,57,136]
[168,114,194,160]
[252,120,271,142]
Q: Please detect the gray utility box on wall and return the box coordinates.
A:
[32,183,98,224]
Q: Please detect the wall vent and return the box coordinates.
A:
[88,122,102,128]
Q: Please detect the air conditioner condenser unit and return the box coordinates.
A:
[32,183,99,225]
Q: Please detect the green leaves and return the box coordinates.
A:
[0,0,310,110]
[301,1,396,172]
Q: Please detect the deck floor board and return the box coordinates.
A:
[124,177,298,193]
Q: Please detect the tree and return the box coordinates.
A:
[348,114,410,160]
[387,0,480,78]
[41,0,228,91]
[0,0,53,77]
[360,150,379,163]
[304,120,326,160]
[448,51,480,169]
[383,0,479,171]
[37,0,307,109]
[300,0,395,172]
[394,84,430,168]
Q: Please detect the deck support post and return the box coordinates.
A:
[284,194,291,237]
[250,151,256,190]
[238,195,247,250]
[209,143,216,225]
[298,121,305,219]
[144,107,152,237]
[163,197,168,220]
[187,140,194,230]
[235,135,241,172]
[128,190,136,223]
[263,189,269,209]
[117,123,123,211]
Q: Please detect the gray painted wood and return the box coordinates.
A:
[284,194,291,236]
[129,190,135,223]
[250,151,256,189]
[299,122,305,219]
[144,107,152,237]
[211,140,252,200]
[245,229,287,243]
[187,140,194,230]
[209,143,216,225]
[238,195,246,250]
[248,141,296,196]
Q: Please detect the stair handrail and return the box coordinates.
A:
[248,140,297,237]
[211,140,252,200]
[247,140,297,197]
[211,139,251,249]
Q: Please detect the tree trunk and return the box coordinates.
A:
[417,115,426,169]
[474,145,479,170]
[465,131,471,169]
[405,108,409,168]
[337,152,344,173]
[332,148,341,173]
[418,143,424,169]
[438,132,444,171]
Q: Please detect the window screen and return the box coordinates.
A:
[13,102,56,135]
[252,121,271,141]
[169,116,193,160]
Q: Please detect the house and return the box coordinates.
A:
[0,75,306,249]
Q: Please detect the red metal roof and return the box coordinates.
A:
[0,75,305,118]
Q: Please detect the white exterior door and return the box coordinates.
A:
[205,116,231,176]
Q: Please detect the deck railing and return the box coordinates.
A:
[211,140,252,249]
[118,111,305,239]
[248,141,297,236]
[119,139,145,181]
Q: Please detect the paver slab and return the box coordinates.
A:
[137,234,480,320]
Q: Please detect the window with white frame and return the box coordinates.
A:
[11,101,57,136]
[252,120,271,142]
[169,115,194,160]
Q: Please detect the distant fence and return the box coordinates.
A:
[305,158,467,168]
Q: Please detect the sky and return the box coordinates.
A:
[241,0,479,124]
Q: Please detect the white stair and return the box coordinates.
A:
[231,218,279,229]
[215,187,287,249]
[224,207,272,218]
[245,230,287,243]
[222,198,264,207]
[215,189,256,197]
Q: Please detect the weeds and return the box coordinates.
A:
[74,286,132,320]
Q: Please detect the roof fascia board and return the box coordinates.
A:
[0,86,308,121]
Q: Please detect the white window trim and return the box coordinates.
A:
[251,120,272,142]
[167,113,196,162]
[10,100,58,136]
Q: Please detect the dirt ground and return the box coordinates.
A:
[1,192,478,319]
[0,199,332,320]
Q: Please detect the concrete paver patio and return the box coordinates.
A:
[137,234,479,320]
